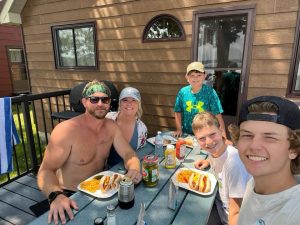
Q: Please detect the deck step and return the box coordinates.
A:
[0,174,46,225]
[15,174,39,190]
[0,218,14,225]
[3,181,45,202]
[0,200,36,225]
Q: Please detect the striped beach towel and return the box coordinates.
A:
[0,97,20,174]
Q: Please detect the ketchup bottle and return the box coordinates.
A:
[176,139,186,163]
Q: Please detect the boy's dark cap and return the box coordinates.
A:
[239,96,300,130]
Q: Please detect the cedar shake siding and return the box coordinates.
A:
[20,0,300,135]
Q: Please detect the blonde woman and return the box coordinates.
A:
[106,87,147,167]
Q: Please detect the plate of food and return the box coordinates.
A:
[147,135,177,146]
[171,168,217,196]
[77,171,123,198]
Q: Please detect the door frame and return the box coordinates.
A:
[191,4,256,126]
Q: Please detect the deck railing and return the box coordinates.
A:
[0,89,72,187]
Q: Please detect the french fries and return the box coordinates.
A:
[176,169,193,183]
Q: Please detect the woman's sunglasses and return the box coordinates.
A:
[88,96,111,104]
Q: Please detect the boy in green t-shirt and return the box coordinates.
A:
[174,61,225,137]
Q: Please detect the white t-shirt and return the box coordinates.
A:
[209,145,251,223]
[238,176,300,225]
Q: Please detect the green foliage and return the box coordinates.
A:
[0,105,46,184]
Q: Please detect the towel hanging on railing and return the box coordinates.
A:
[0,97,20,174]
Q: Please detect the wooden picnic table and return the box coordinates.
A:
[27,135,217,225]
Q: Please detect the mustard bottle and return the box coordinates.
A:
[165,144,176,169]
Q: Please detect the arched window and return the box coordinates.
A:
[143,14,185,42]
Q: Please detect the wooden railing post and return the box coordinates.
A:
[21,96,39,174]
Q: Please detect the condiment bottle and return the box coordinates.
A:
[168,181,178,210]
[94,217,104,225]
[176,139,186,163]
[165,144,176,169]
[142,155,159,187]
[106,205,116,225]
[155,131,164,157]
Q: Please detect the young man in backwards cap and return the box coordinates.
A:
[229,96,300,225]
[38,80,141,225]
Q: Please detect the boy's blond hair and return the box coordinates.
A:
[192,111,220,132]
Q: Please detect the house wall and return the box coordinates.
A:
[20,0,300,135]
[0,25,23,97]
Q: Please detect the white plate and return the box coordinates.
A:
[171,168,217,196]
[147,135,177,146]
[77,171,123,198]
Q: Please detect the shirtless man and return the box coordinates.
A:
[37,80,142,225]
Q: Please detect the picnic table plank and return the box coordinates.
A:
[172,187,217,225]
[66,196,118,225]
[27,193,95,225]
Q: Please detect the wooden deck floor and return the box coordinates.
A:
[0,174,46,225]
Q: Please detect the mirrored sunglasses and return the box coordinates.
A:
[88,96,111,104]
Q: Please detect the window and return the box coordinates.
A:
[8,48,24,63]
[52,22,97,70]
[196,15,247,69]
[143,14,185,42]
[288,9,300,96]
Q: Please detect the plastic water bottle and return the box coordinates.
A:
[155,131,164,157]
[106,205,116,225]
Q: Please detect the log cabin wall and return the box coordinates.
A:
[20,0,300,135]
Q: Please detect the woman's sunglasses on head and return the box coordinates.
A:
[88,96,111,104]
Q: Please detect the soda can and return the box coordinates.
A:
[118,177,135,209]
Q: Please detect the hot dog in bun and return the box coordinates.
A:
[99,173,123,192]
[187,172,211,193]
[188,172,200,190]
[99,175,111,192]
[111,174,122,189]
[198,174,211,193]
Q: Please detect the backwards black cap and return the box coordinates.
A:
[238,96,300,130]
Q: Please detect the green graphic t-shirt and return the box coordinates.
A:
[174,84,223,134]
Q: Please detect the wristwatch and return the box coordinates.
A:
[48,191,66,204]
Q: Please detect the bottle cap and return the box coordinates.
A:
[107,204,115,213]
[166,144,174,149]
[143,154,158,163]
[94,217,104,225]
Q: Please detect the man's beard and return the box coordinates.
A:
[86,107,109,119]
